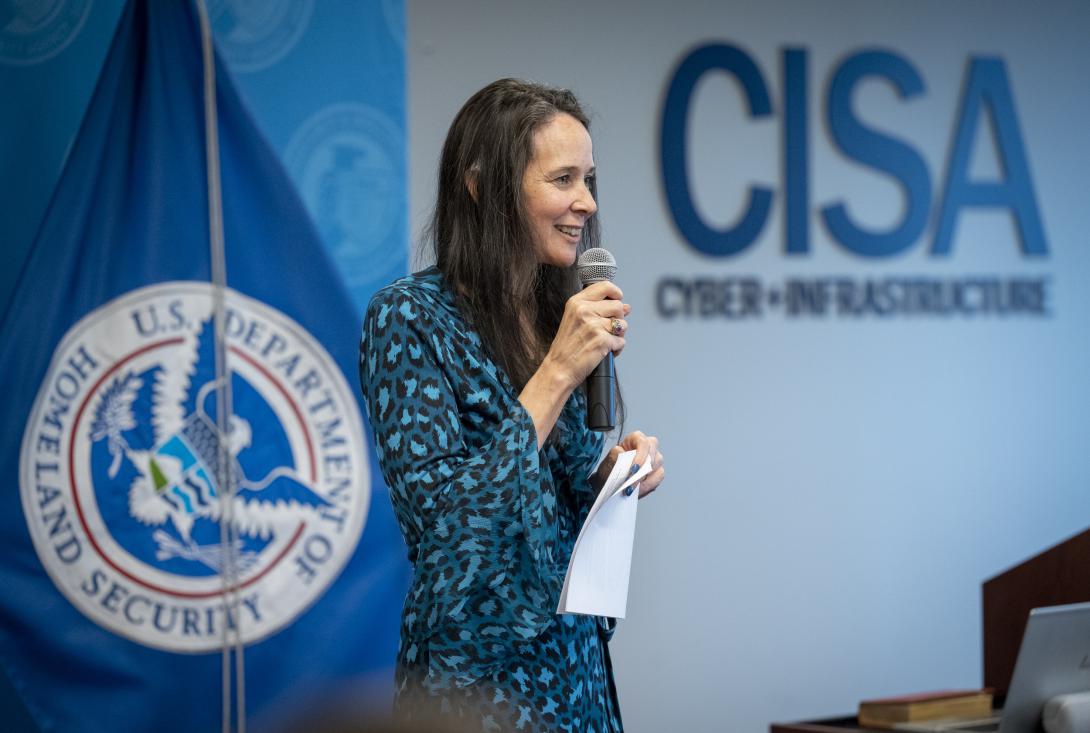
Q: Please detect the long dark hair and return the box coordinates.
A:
[426,79,601,390]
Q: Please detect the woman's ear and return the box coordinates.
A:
[465,162,480,201]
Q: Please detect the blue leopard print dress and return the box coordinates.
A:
[359,267,624,732]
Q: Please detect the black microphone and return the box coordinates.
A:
[576,248,618,432]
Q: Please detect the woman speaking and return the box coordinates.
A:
[359,78,665,731]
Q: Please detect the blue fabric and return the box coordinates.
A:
[359,268,623,731]
[0,1,408,731]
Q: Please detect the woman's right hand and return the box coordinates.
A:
[541,281,630,391]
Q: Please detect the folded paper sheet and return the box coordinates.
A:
[558,450,652,618]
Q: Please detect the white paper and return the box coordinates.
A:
[557,450,653,618]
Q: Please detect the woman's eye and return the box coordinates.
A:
[555,174,571,184]
[584,175,596,188]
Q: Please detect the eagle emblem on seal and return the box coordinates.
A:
[88,319,330,574]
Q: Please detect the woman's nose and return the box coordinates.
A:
[573,184,597,216]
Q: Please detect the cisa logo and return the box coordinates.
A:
[20,283,368,652]
[656,43,1052,321]
[661,43,1046,259]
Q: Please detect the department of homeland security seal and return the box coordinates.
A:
[0,0,91,66]
[284,103,405,302]
[208,0,314,73]
[20,283,368,653]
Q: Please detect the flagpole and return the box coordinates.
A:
[194,1,246,732]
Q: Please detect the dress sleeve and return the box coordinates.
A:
[359,284,561,689]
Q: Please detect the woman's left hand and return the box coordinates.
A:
[594,431,665,499]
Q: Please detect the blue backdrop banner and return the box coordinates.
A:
[0,1,408,730]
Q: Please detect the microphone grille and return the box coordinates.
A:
[576,248,617,286]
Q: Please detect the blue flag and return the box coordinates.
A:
[0,1,409,730]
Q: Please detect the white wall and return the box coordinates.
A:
[408,2,1090,731]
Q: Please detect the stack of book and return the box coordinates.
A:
[858,689,994,730]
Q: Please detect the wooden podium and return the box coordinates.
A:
[771,527,1090,732]
[983,526,1090,699]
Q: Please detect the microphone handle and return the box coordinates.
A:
[585,351,616,432]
